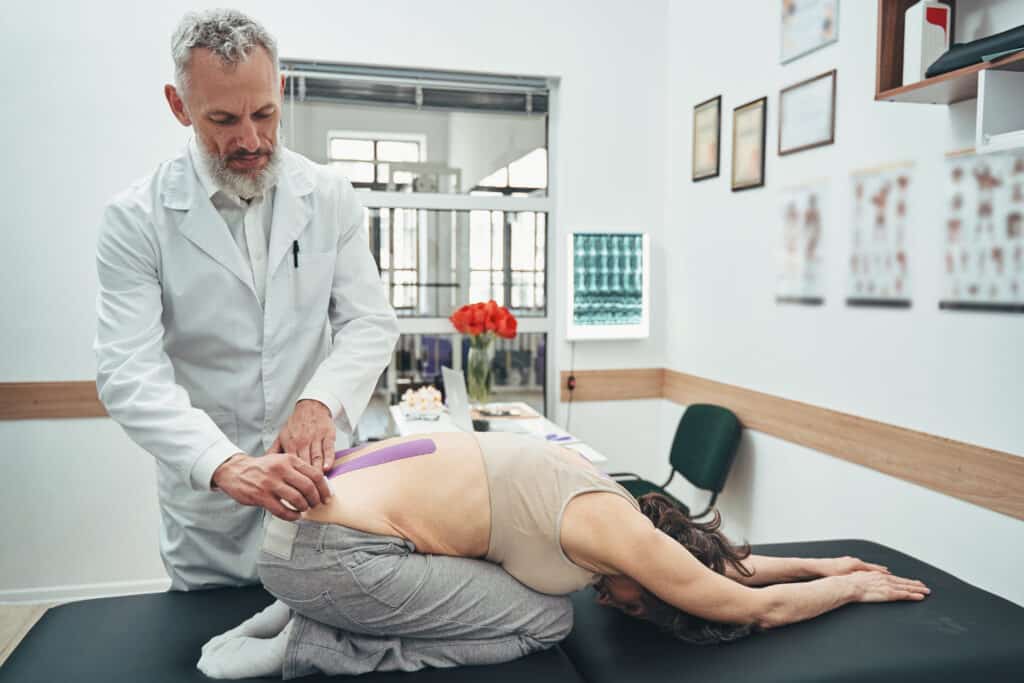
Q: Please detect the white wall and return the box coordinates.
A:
[0,0,668,599]
[663,0,1024,606]
[0,420,168,599]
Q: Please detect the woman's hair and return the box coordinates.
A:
[636,492,755,645]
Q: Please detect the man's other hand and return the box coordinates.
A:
[212,452,332,521]
[271,399,337,472]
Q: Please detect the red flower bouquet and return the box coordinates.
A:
[449,300,517,404]
[449,300,518,340]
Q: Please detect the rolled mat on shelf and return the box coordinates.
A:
[925,23,1024,78]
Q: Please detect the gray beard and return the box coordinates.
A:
[197,141,282,199]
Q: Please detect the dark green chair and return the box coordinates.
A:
[611,403,742,518]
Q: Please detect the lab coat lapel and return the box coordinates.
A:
[163,153,256,295]
[268,150,315,280]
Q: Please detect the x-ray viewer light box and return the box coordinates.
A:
[566,231,650,341]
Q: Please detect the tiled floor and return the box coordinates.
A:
[0,603,54,667]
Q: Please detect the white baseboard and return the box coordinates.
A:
[0,578,171,605]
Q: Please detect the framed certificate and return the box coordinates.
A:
[780,0,839,64]
[692,95,722,181]
[731,97,767,192]
[779,69,836,156]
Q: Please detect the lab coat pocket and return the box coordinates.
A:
[291,250,336,327]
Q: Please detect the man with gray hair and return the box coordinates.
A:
[94,9,399,590]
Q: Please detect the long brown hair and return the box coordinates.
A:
[637,493,754,644]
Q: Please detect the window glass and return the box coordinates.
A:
[491,211,504,270]
[377,209,391,269]
[328,137,422,187]
[508,148,548,188]
[377,140,421,162]
[363,209,546,317]
[332,160,374,183]
[478,167,509,188]
[330,138,374,160]
[470,212,491,270]
[469,270,491,305]
[510,212,537,271]
[536,214,547,270]
[392,270,417,309]
[282,60,548,197]
[389,332,547,416]
[392,209,417,270]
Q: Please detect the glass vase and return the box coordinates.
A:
[466,335,495,406]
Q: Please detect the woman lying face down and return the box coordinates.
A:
[591,498,759,642]
[589,495,879,644]
[199,432,929,678]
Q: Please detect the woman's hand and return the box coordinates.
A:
[815,556,891,578]
[843,570,930,603]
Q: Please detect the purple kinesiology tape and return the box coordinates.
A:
[326,439,437,479]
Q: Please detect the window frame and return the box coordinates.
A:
[326,129,428,191]
[282,69,559,417]
[360,192,555,414]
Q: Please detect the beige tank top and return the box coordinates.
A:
[475,432,641,595]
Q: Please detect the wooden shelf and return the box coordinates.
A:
[875,0,956,102]
[876,50,1024,104]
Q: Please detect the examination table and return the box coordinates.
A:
[3,540,1022,682]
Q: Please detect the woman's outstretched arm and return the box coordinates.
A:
[724,554,891,586]
[562,495,929,629]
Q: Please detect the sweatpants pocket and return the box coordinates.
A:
[345,549,430,610]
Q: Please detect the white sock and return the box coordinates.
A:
[203,599,292,649]
[197,609,293,679]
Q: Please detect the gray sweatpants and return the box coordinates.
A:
[257,518,574,679]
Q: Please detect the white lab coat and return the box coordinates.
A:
[94,145,399,590]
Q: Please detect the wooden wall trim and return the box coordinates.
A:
[558,368,664,403]
[0,382,106,420]
[7,373,1023,520]
[560,368,1024,521]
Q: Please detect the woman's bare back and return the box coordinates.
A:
[300,433,493,557]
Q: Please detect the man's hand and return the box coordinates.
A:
[271,399,337,472]
[816,556,891,577]
[212,452,332,521]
